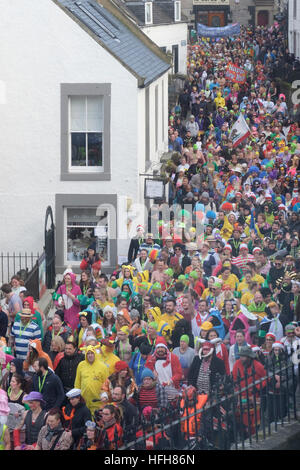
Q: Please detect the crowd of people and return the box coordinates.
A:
[0,22,300,451]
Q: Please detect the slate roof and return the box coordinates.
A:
[53,0,171,86]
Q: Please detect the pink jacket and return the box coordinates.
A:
[229,313,252,345]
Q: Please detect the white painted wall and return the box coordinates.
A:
[289,0,300,59]
[0,0,169,266]
[141,23,188,75]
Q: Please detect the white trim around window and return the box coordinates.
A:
[61,83,111,181]
[174,1,181,22]
[145,2,153,25]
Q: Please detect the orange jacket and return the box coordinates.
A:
[180,394,208,437]
[23,339,53,371]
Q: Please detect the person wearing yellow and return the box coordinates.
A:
[112,265,135,289]
[220,215,234,241]
[214,91,225,109]
[74,344,109,415]
[201,276,216,300]
[133,270,152,292]
[237,271,253,297]
[93,287,114,313]
[146,306,162,325]
[246,262,265,286]
[240,281,259,307]
[218,264,239,290]
[158,299,183,344]
[247,291,267,322]
[99,337,120,375]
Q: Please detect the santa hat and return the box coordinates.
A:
[239,243,248,251]
[272,342,284,350]
[155,337,168,350]
[224,244,232,251]
[253,247,262,254]
[115,360,129,372]
[266,333,276,341]
[251,345,260,353]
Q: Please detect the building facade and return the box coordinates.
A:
[0,0,171,274]
[289,0,300,59]
[182,0,279,28]
[115,0,188,75]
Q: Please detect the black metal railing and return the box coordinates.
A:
[0,251,49,301]
[0,252,40,286]
[97,348,300,451]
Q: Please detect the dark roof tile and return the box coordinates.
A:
[54,0,170,86]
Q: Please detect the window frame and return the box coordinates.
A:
[64,205,110,267]
[61,83,111,181]
[69,95,104,171]
[145,2,153,25]
[174,1,181,22]
[56,194,118,273]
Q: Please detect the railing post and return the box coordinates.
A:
[291,346,297,420]
[251,363,259,443]
[244,366,252,445]
[229,375,238,450]
[272,356,278,431]
[259,368,266,441]
[278,353,285,427]
[236,368,245,449]
[285,351,291,423]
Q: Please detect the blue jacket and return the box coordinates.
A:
[129,352,147,386]
[209,309,226,340]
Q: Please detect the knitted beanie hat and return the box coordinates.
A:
[141,368,155,381]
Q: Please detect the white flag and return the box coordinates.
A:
[229,114,251,148]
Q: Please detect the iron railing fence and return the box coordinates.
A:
[0,252,43,300]
[89,347,300,451]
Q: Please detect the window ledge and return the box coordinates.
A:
[61,172,111,181]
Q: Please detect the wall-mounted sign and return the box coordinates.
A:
[193,0,229,5]
[144,179,165,199]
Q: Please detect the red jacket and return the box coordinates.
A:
[145,352,183,389]
[216,343,230,376]
[232,359,267,398]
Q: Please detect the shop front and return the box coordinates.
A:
[193,0,230,28]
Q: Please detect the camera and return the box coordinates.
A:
[94,409,102,422]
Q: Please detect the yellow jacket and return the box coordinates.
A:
[74,345,109,414]
[220,216,233,241]
[158,312,184,341]
[146,307,162,324]
[218,273,239,290]
[133,270,152,292]
[99,345,120,376]
[215,92,225,109]
[241,292,254,306]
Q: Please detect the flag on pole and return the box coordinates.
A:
[229,114,251,148]
[250,208,257,234]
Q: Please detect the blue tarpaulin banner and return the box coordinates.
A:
[197,23,240,38]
